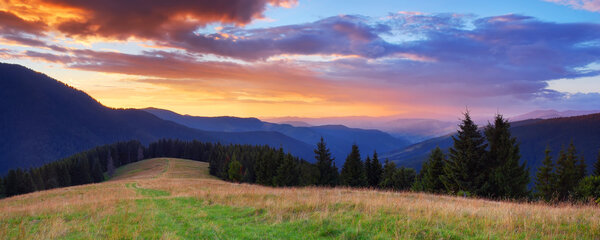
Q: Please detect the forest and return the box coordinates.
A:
[1,113,599,203]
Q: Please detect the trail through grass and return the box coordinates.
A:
[0,158,598,239]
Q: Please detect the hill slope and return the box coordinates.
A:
[144,108,410,166]
[0,63,313,172]
[0,158,597,239]
[383,114,600,175]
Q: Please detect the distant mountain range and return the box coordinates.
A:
[2,62,600,177]
[0,63,314,173]
[265,116,457,143]
[382,115,600,182]
[511,110,600,122]
[144,108,410,167]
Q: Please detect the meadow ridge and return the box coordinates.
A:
[0,158,598,239]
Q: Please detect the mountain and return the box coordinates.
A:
[143,108,410,166]
[382,114,600,180]
[511,110,600,122]
[264,116,457,143]
[0,63,313,173]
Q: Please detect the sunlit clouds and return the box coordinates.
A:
[1,0,600,118]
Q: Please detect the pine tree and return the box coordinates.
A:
[106,150,116,177]
[535,147,556,202]
[393,167,416,191]
[379,159,396,189]
[314,137,337,186]
[368,151,383,188]
[30,169,45,191]
[441,111,487,195]
[228,155,242,182]
[364,156,372,186]
[17,170,35,195]
[0,177,5,198]
[90,158,105,183]
[340,144,367,187]
[421,147,446,193]
[274,154,299,186]
[57,163,71,187]
[483,114,529,199]
[594,149,600,177]
[556,143,579,201]
[577,156,587,180]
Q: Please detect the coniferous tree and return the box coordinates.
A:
[556,143,580,201]
[364,156,372,186]
[30,169,45,191]
[340,144,367,187]
[16,170,35,195]
[274,154,299,186]
[421,147,446,193]
[106,150,116,177]
[368,151,383,188]
[577,156,587,180]
[314,137,337,186]
[5,170,17,197]
[393,167,416,191]
[379,159,396,189]
[483,114,529,199]
[57,164,71,187]
[535,148,557,202]
[441,111,487,195]
[72,157,92,185]
[0,177,5,198]
[90,158,104,183]
[594,150,600,177]
[227,155,242,182]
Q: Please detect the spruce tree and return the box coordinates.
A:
[556,143,579,201]
[340,144,367,187]
[30,169,45,191]
[364,156,372,186]
[393,167,417,191]
[594,149,600,177]
[228,155,242,182]
[106,150,116,177]
[421,147,446,193]
[368,151,383,188]
[441,111,487,195]
[484,114,529,199]
[0,177,5,198]
[90,158,105,183]
[577,156,587,180]
[274,154,299,186]
[314,137,337,186]
[379,159,396,189]
[535,147,556,202]
[17,170,35,195]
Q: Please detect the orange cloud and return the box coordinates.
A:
[0,0,295,40]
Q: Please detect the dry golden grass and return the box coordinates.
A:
[0,158,598,239]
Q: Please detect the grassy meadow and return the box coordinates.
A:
[0,158,598,239]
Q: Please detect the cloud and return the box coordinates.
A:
[0,0,296,39]
[170,15,394,61]
[4,10,600,117]
[545,0,600,12]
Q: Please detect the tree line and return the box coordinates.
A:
[1,114,599,204]
[414,112,600,203]
[0,140,144,197]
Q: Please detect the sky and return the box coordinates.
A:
[1,0,600,120]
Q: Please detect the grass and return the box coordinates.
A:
[0,158,598,239]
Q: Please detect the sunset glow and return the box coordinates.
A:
[1,0,600,119]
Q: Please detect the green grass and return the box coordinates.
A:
[126,183,170,197]
[1,158,598,239]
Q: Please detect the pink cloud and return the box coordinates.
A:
[545,0,600,12]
